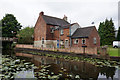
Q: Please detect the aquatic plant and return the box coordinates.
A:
[1,55,36,79]
[21,51,120,68]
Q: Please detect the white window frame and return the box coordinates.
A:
[74,39,79,44]
[51,29,54,33]
[82,38,86,44]
[60,40,64,45]
[65,40,69,45]
[60,29,64,35]
[42,37,44,44]
[93,37,97,44]
[50,27,54,33]
[55,26,59,30]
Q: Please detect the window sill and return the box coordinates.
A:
[60,34,64,36]
[74,43,78,45]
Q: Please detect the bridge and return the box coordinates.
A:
[1,37,17,54]
[0,37,14,41]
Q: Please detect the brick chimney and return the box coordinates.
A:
[39,11,44,16]
[63,15,67,21]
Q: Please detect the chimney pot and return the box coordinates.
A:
[63,15,67,21]
[40,11,44,16]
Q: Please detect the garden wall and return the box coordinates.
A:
[16,44,107,55]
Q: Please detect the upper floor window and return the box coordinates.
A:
[50,27,54,33]
[60,29,64,35]
[51,29,54,33]
[93,37,97,44]
[55,26,59,30]
[82,38,86,44]
[74,39,79,44]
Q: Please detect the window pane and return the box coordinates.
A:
[60,29,63,35]
[42,38,44,44]
[74,39,78,44]
[93,37,96,44]
[82,38,85,44]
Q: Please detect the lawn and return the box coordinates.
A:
[107,47,120,57]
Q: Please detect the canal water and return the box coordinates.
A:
[15,52,120,80]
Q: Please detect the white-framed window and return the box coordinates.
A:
[55,26,59,30]
[93,37,97,44]
[65,40,69,45]
[60,29,64,35]
[60,40,64,45]
[82,38,86,44]
[50,27,54,33]
[74,39,79,44]
[42,38,44,44]
[51,29,54,33]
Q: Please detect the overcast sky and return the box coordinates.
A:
[0,0,119,30]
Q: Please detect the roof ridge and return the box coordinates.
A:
[80,26,95,29]
[42,15,65,21]
[71,26,95,38]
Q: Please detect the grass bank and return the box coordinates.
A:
[107,46,120,57]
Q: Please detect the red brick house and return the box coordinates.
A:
[34,12,100,48]
[71,26,100,48]
[34,12,71,48]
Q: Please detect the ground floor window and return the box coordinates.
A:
[74,39,78,44]
[65,40,69,46]
[82,38,86,44]
[42,38,44,44]
[60,40,64,45]
[93,37,97,44]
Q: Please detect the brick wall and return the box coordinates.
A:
[16,44,34,48]
[46,25,54,40]
[53,30,59,40]
[16,44,104,55]
[88,27,100,47]
[60,28,70,40]
[72,27,100,48]
[34,14,47,41]
[72,38,89,47]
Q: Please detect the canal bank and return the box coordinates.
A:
[15,51,120,80]
[15,46,120,61]
[1,46,120,79]
[16,44,108,56]
[15,47,120,67]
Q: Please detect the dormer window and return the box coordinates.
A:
[55,26,59,30]
[60,29,64,35]
[50,27,54,33]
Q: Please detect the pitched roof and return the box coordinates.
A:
[42,15,70,26]
[71,26,95,38]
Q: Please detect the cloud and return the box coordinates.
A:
[0,0,119,30]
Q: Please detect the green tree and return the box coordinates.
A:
[1,14,22,38]
[98,18,115,46]
[17,27,34,44]
[117,27,120,41]
[0,20,2,37]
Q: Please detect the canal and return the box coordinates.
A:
[1,51,120,80]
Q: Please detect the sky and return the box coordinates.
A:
[0,0,119,30]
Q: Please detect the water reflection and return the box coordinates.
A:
[16,52,119,80]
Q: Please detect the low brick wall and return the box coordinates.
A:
[16,52,33,58]
[16,44,34,49]
[16,44,106,55]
